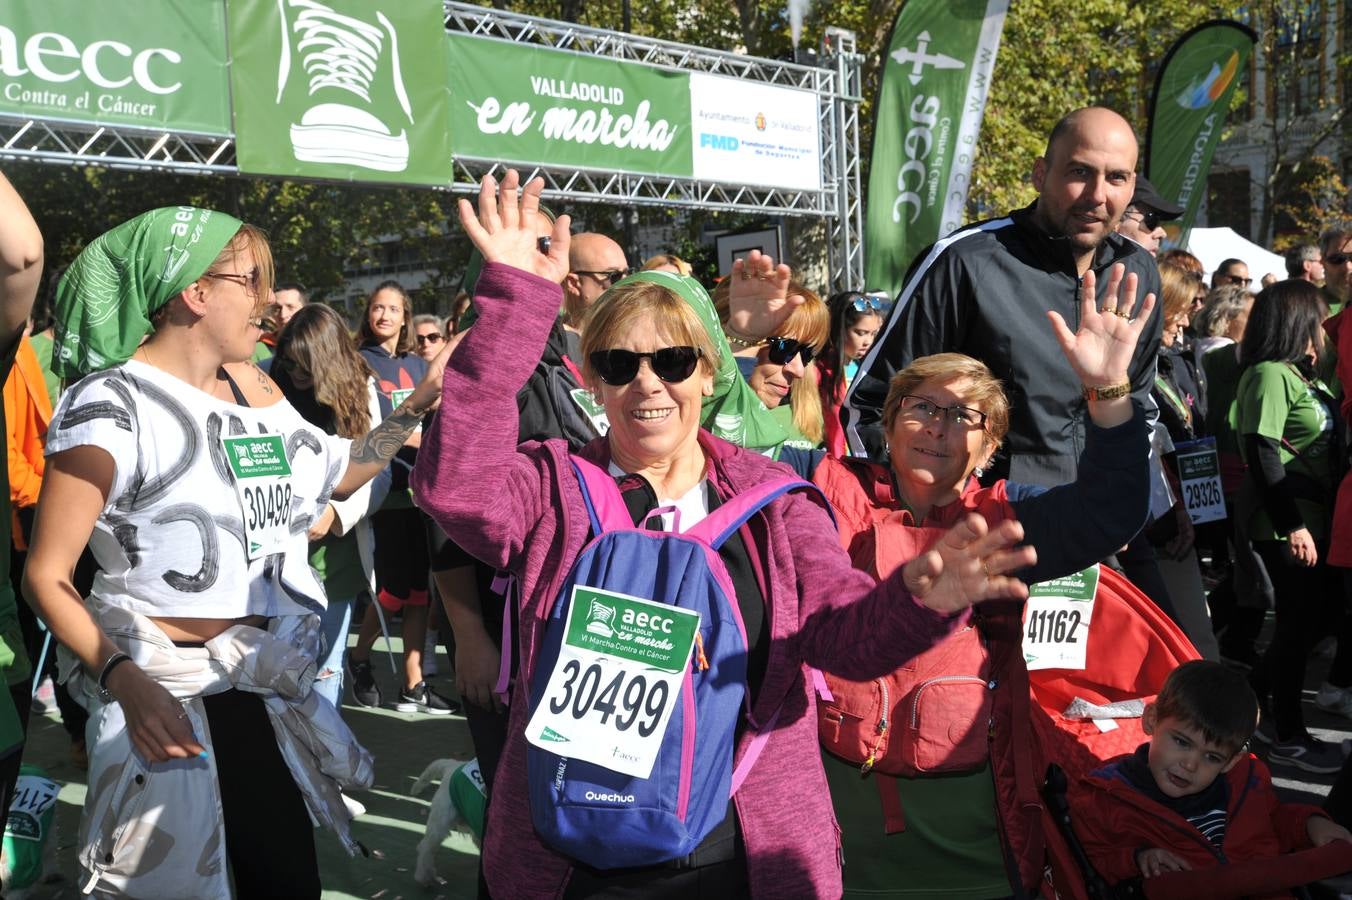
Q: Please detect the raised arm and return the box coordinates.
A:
[0,171,42,337]
[407,171,573,567]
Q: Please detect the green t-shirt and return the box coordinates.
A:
[309,531,366,601]
[824,754,1009,899]
[1233,361,1334,541]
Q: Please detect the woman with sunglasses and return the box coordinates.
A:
[412,313,447,363]
[819,291,886,458]
[413,170,1037,899]
[23,207,442,897]
[712,278,828,449]
[813,268,1154,898]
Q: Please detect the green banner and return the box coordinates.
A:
[447,33,692,179]
[0,0,230,134]
[864,0,1009,299]
[228,0,453,185]
[1146,20,1256,240]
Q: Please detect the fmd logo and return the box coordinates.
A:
[699,133,739,151]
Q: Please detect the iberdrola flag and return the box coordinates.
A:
[864,0,1009,300]
[1146,20,1257,240]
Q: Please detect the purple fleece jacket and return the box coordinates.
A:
[411,263,967,899]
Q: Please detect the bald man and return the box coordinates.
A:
[561,232,629,333]
[844,106,1163,486]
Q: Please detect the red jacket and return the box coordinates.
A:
[813,455,1044,893]
[1070,750,1324,888]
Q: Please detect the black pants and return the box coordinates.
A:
[203,690,320,899]
[1251,541,1341,739]
[371,507,430,600]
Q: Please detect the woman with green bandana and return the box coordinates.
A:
[22,207,446,898]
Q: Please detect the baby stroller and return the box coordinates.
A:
[1035,566,1352,898]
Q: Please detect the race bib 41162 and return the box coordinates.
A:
[1023,564,1099,671]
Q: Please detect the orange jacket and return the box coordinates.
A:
[5,336,52,549]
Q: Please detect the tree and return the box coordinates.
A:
[7,164,467,317]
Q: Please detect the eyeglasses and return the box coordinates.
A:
[898,395,988,429]
[203,267,262,295]
[415,333,444,346]
[1123,209,1163,231]
[765,336,816,366]
[1219,273,1252,288]
[590,346,701,386]
[850,296,886,313]
[1328,253,1352,266]
[575,268,632,287]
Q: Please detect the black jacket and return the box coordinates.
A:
[516,321,600,450]
[843,203,1163,488]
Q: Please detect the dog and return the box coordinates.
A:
[410,757,485,886]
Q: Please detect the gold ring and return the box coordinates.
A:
[1102,306,1117,315]
[982,561,991,578]
[741,269,752,280]
[1115,309,1131,319]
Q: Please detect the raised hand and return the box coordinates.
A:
[457,170,571,285]
[902,515,1037,614]
[1046,262,1156,390]
[725,249,805,341]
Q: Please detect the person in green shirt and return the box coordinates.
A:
[1233,278,1345,773]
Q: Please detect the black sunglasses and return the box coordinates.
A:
[415,332,444,346]
[1328,252,1351,266]
[590,347,701,386]
[1219,273,1252,287]
[765,336,816,366]
[1125,209,1163,231]
[576,268,632,287]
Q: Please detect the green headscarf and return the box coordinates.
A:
[614,270,794,453]
[52,206,243,377]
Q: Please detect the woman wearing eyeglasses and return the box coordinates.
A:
[819,291,886,458]
[413,171,1038,899]
[22,208,442,897]
[811,268,1154,899]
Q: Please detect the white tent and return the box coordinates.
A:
[1179,227,1286,289]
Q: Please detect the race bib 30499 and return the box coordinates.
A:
[525,586,700,779]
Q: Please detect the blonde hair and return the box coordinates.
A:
[579,281,721,388]
[641,254,693,276]
[712,278,829,444]
[882,353,1009,450]
[1158,261,1197,330]
[208,223,275,298]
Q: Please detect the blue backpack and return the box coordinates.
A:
[524,456,820,868]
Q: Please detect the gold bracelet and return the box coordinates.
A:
[1082,381,1131,401]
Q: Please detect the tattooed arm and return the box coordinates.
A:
[332,394,436,499]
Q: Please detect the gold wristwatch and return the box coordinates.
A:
[1082,381,1131,401]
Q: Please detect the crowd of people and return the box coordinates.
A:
[0,101,1348,899]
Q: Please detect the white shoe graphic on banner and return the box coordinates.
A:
[277,0,413,172]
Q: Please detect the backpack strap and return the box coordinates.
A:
[491,571,516,706]
[730,702,781,795]
[685,478,833,550]
[570,457,636,534]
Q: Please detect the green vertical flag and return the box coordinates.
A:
[1146,20,1257,242]
[864,0,1009,300]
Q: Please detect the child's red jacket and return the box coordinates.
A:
[1069,749,1324,885]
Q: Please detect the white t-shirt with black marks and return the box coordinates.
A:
[45,359,351,619]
